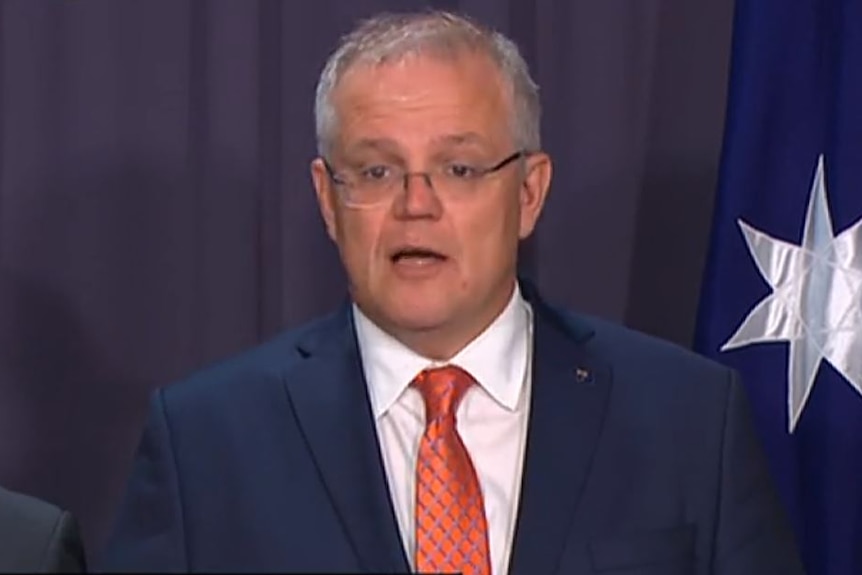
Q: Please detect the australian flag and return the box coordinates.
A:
[694,0,862,573]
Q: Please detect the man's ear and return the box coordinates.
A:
[518,152,552,239]
[311,157,338,242]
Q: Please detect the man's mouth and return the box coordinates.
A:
[390,247,448,263]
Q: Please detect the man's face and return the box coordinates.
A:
[311,50,551,358]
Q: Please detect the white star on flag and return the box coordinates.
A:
[721,155,862,432]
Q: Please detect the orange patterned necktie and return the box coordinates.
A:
[413,365,491,575]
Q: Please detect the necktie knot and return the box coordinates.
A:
[413,365,474,422]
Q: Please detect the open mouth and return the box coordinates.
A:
[390,247,448,264]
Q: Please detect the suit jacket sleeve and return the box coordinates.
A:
[97,389,188,572]
[713,371,806,574]
[41,511,87,573]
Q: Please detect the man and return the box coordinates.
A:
[99,10,805,574]
[0,485,86,572]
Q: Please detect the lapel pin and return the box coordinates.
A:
[574,367,593,384]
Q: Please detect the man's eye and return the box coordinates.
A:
[359,166,392,180]
[446,164,479,179]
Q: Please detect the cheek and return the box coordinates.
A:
[459,196,520,262]
[335,211,385,272]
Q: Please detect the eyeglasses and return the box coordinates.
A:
[322,150,528,208]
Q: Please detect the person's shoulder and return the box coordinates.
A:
[547,305,739,430]
[0,487,85,572]
[523,280,727,379]
[579,312,723,366]
[0,485,63,530]
[550,305,733,389]
[158,307,348,409]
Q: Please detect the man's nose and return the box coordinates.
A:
[395,172,441,217]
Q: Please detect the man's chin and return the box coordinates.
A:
[361,303,475,359]
[386,310,454,334]
[379,305,460,337]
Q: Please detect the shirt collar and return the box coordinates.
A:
[354,283,532,419]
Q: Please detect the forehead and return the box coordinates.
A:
[330,51,513,152]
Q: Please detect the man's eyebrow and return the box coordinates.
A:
[346,138,400,153]
[432,132,488,146]
[339,133,491,160]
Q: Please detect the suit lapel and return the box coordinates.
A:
[281,306,409,574]
[508,288,613,575]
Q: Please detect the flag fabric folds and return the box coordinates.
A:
[694,0,862,574]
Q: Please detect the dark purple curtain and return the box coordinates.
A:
[0,0,733,559]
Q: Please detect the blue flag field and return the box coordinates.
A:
[694,0,862,573]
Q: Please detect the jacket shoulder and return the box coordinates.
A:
[547,306,737,417]
[559,308,732,379]
[0,487,64,565]
[159,308,348,408]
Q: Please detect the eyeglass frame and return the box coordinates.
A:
[321,149,530,207]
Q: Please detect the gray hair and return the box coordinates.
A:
[313,10,541,158]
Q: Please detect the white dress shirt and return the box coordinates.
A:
[353,285,533,575]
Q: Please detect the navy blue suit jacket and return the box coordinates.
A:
[99,285,804,574]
